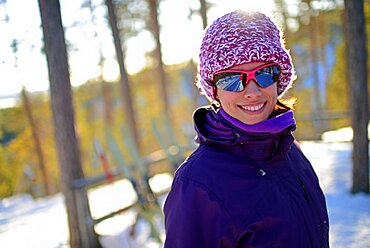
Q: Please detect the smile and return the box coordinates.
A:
[240,103,264,111]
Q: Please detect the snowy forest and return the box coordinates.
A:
[0,0,369,247]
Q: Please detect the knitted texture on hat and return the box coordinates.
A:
[197,11,295,101]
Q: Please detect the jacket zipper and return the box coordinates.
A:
[298,177,326,247]
[299,177,310,203]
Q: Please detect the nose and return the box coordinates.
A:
[243,79,262,98]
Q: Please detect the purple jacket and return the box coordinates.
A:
[164,105,329,248]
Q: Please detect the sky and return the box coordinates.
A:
[0,0,282,108]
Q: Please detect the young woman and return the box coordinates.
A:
[163,11,329,248]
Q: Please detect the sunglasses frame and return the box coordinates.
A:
[213,62,280,92]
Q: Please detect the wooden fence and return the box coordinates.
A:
[71,144,192,246]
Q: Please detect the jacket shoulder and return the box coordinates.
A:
[172,144,270,223]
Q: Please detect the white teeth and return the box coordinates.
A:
[241,103,264,111]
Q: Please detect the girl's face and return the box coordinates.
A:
[215,62,278,125]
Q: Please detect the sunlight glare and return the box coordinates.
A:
[0,0,279,103]
[102,59,119,82]
[125,31,155,74]
[158,0,277,67]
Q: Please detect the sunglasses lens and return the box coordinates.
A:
[214,65,280,92]
[214,73,244,92]
[255,65,279,87]
[256,74,274,87]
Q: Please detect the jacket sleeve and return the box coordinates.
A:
[163,177,236,248]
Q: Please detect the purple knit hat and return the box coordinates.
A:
[197,11,295,101]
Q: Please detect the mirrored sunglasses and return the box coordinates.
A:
[213,63,280,92]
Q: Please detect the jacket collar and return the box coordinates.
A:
[193,104,296,161]
[218,108,296,134]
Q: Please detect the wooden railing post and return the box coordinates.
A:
[74,186,101,248]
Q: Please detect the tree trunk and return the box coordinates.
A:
[317,13,328,89]
[305,0,325,137]
[344,0,369,194]
[105,0,140,148]
[148,0,171,120]
[199,0,208,29]
[37,0,101,247]
[102,80,114,126]
[274,0,288,31]
[21,88,51,196]
[88,0,114,126]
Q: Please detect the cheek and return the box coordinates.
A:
[217,91,239,106]
[264,85,278,101]
[261,86,278,114]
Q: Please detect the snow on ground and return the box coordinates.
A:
[0,141,370,248]
[321,124,370,142]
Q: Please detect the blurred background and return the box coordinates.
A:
[0,0,369,247]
